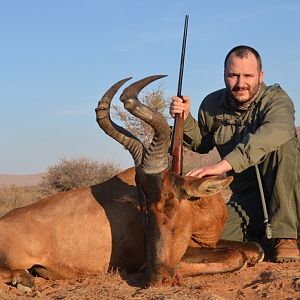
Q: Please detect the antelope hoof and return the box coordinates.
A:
[171,271,185,286]
[11,269,34,289]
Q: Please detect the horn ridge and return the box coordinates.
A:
[120,75,167,103]
[98,77,132,107]
[96,77,144,167]
[119,75,170,174]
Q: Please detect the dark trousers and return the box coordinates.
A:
[221,137,300,241]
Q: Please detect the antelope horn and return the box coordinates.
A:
[96,77,144,167]
[120,75,170,174]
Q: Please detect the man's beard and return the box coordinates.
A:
[227,80,261,108]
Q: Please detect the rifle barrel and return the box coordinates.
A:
[177,15,189,97]
[171,15,189,175]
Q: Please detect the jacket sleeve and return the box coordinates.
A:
[183,106,214,154]
[224,86,296,173]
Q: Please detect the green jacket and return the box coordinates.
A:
[183,83,297,173]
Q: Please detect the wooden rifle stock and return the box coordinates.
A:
[171,112,184,174]
[170,15,188,175]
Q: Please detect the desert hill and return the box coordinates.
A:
[0,173,44,187]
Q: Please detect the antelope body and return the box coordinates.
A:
[0,76,263,289]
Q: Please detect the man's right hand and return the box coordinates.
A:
[186,160,233,178]
[169,96,190,120]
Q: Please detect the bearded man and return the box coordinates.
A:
[170,45,299,262]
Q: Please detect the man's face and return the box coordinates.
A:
[224,52,263,104]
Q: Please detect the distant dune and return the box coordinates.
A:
[0,126,299,187]
[0,174,44,187]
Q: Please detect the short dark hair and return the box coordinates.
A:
[224,45,262,71]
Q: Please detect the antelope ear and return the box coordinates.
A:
[114,191,141,210]
[183,176,233,198]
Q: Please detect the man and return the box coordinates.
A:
[170,45,299,262]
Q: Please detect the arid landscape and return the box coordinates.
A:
[0,261,298,299]
[0,173,43,188]
[2,0,300,298]
[0,128,299,299]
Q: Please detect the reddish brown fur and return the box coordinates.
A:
[0,168,145,287]
[0,166,262,288]
[139,169,233,283]
[0,75,264,289]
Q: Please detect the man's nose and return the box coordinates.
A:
[236,75,246,88]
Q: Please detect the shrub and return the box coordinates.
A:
[0,185,42,217]
[112,87,170,147]
[39,157,121,195]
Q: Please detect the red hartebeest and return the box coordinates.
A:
[0,76,263,289]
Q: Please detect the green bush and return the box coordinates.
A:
[39,157,121,195]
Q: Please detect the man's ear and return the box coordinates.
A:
[183,176,233,199]
[259,70,264,84]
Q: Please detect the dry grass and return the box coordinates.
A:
[39,158,121,196]
[0,185,43,217]
[0,158,121,216]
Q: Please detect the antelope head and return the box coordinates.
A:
[96,76,232,285]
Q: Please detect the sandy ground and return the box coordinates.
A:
[0,261,299,300]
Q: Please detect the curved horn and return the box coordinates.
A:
[120,75,170,174]
[96,77,144,167]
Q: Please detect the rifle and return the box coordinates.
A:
[170,15,189,175]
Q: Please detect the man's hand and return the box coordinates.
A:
[187,160,233,178]
[169,96,190,120]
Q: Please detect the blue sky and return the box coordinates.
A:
[1,0,299,174]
